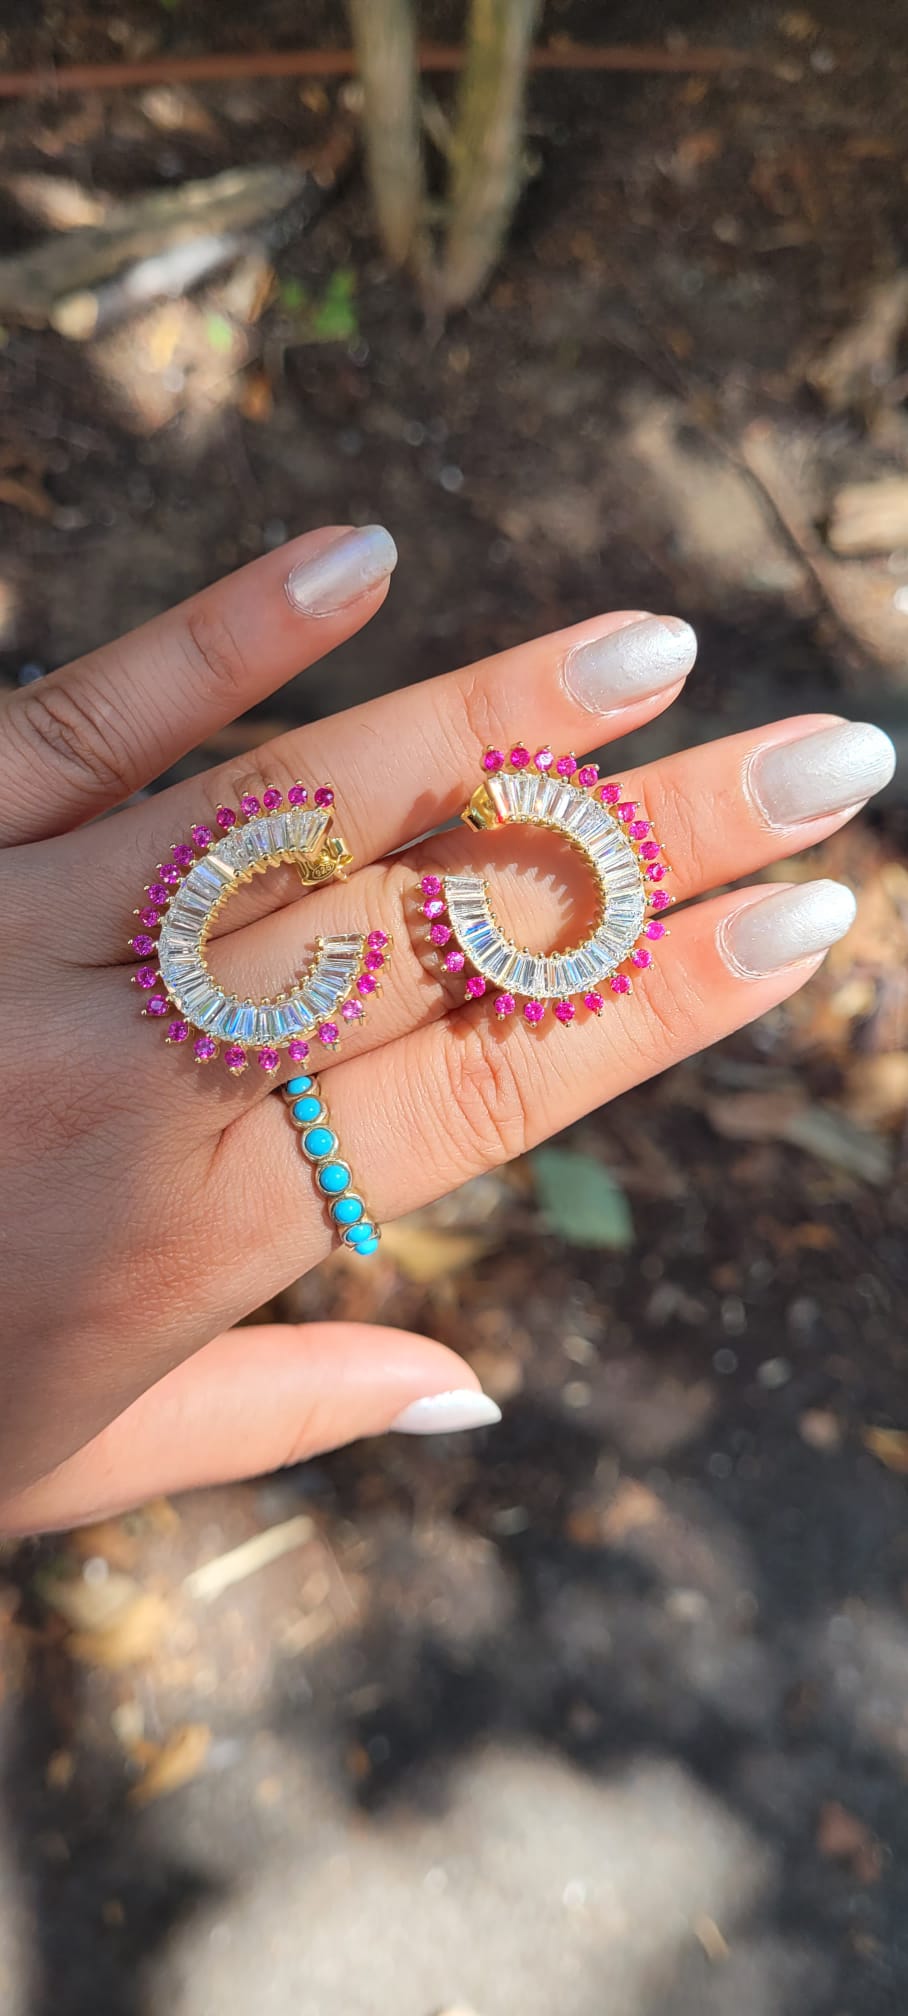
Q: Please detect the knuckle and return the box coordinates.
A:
[435,1017,533,1175]
[182,601,251,702]
[14,671,135,805]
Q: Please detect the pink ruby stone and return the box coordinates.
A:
[132,934,155,957]
[147,883,168,907]
[147,995,167,1017]
[556,754,577,777]
[629,820,651,840]
[139,907,159,929]
[167,1020,189,1043]
[466,975,486,999]
[611,973,631,995]
[342,999,363,1022]
[365,950,384,970]
[584,991,604,1014]
[524,1000,545,1025]
[645,920,667,940]
[135,967,157,989]
[631,946,652,968]
[648,863,667,881]
[224,1045,247,1072]
[313,785,334,808]
[430,923,452,947]
[287,783,308,806]
[368,929,389,949]
[494,992,516,1017]
[172,844,194,868]
[357,973,376,995]
[600,782,622,804]
[423,898,445,920]
[257,1046,280,1072]
[241,794,261,817]
[444,950,465,972]
[650,889,671,911]
[195,1035,217,1061]
[421,875,442,899]
[191,824,213,847]
[577,765,598,789]
[534,748,554,772]
[554,1000,575,1025]
[510,745,530,769]
[262,787,283,810]
[216,806,236,829]
[617,801,636,822]
[640,840,661,861]
[287,1039,310,1062]
[318,1022,339,1045]
[160,862,180,884]
[483,749,505,772]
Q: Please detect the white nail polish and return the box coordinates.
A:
[285,524,398,616]
[390,1389,503,1435]
[718,879,857,979]
[747,721,896,829]
[562,615,697,715]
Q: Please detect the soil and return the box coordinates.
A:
[1,4,908,2014]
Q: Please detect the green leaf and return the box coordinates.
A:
[204,313,234,354]
[280,278,308,311]
[531,1147,634,1250]
[310,266,358,342]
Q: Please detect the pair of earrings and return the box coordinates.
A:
[129,748,669,1070]
[127,751,668,1254]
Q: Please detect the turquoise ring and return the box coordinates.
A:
[282,1072,381,1256]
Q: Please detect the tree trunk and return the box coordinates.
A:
[435,0,541,313]
[346,0,425,268]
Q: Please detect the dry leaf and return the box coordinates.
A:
[69,1520,139,1572]
[816,1801,883,1884]
[129,1723,211,1806]
[67,1592,173,1669]
[861,1425,908,1475]
[601,1480,664,1542]
[0,473,55,520]
[378,1221,493,1284]
[38,1569,144,1635]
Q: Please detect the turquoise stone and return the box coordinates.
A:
[332,1195,364,1227]
[303,1126,336,1159]
[355,1235,380,1256]
[317,1161,350,1195]
[345,1221,375,1245]
[286,1074,314,1096]
[292,1095,323,1125]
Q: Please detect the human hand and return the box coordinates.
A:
[0,523,894,1532]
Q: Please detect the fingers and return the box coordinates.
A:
[0,525,398,847]
[0,1323,498,1534]
[220,878,856,1287]
[85,604,698,911]
[116,712,890,1096]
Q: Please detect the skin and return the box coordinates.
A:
[0,525,871,1534]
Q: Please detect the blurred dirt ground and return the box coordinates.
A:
[2,3,908,2013]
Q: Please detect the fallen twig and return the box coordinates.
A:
[0,41,756,101]
[183,1514,314,1603]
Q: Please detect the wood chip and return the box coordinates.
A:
[183,1514,313,1604]
[860,1425,908,1475]
[129,1723,211,1806]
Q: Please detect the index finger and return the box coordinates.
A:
[0,524,398,846]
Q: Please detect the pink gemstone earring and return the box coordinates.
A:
[419,743,670,1027]
[129,782,390,1073]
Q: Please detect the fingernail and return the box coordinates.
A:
[389,1388,503,1435]
[718,879,857,979]
[748,721,896,829]
[562,615,697,715]
[285,525,398,617]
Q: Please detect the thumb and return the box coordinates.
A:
[0,1324,501,1535]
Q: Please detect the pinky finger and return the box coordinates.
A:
[0,1324,500,1534]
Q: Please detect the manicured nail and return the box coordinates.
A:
[285,525,398,616]
[562,615,697,715]
[748,721,896,829]
[718,879,857,979]
[390,1389,503,1435]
